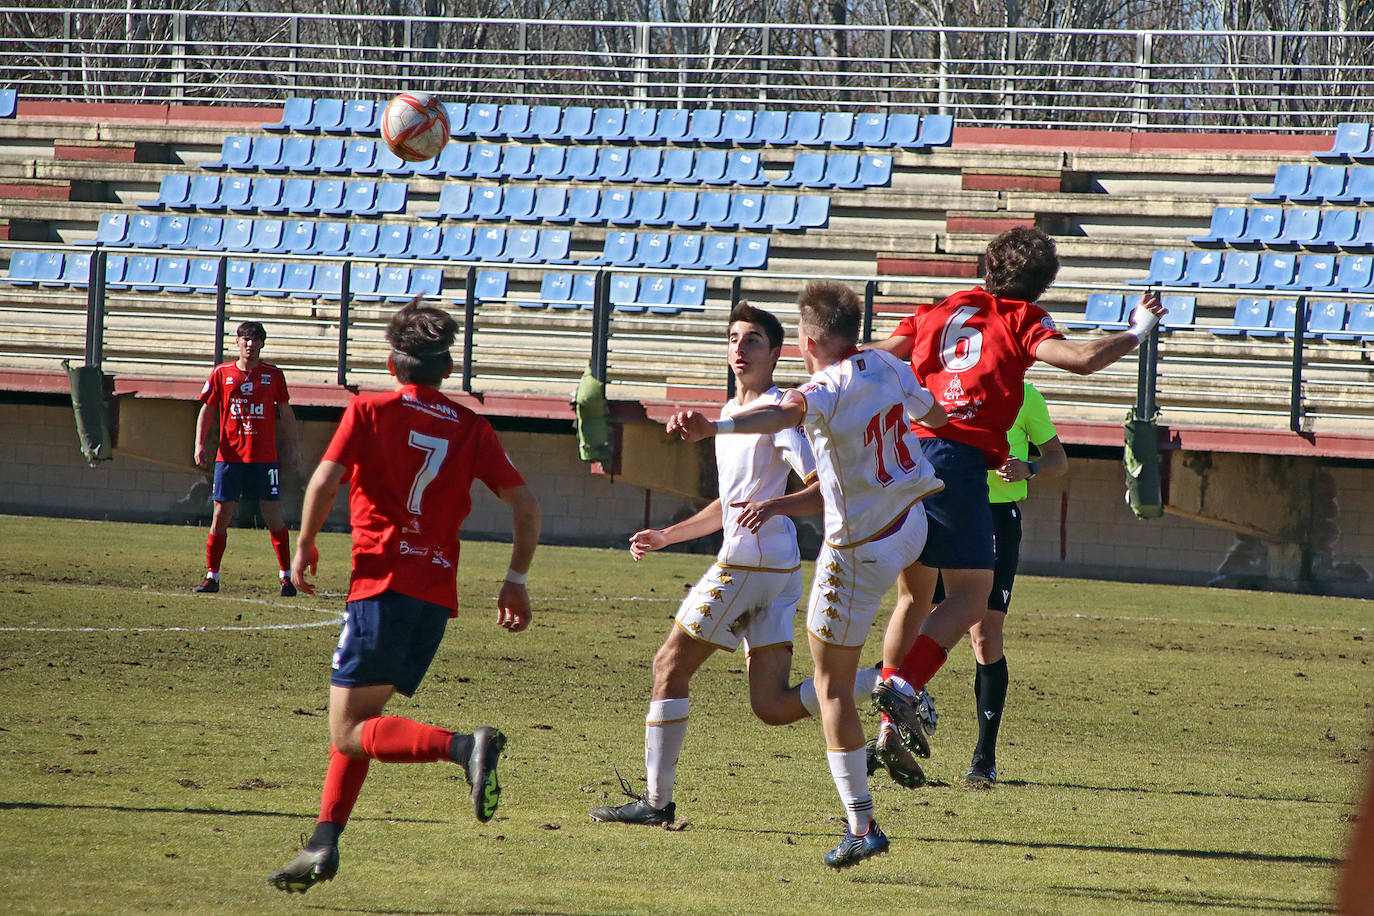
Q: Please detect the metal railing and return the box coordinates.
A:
[4,9,1374,131]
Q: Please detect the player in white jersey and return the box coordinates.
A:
[591,303,885,828]
[668,281,946,869]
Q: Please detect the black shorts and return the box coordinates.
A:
[932,501,1023,613]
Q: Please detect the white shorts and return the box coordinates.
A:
[675,562,803,653]
[807,505,928,648]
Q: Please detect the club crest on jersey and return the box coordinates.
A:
[238,379,254,395]
[260,373,272,385]
[942,376,966,403]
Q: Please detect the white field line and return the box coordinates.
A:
[0,583,346,633]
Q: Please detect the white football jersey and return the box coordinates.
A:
[795,349,943,547]
[715,386,817,570]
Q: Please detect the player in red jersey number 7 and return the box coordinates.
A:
[269,299,541,894]
[868,227,1164,765]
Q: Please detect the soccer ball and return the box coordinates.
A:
[381,92,450,162]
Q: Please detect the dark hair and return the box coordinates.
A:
[984,226,1059,302]
[236,320,266,341]
[728,301,784,350]
[797,280,861,346]
[386,298,458,386]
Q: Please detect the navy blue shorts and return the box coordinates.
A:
[933,500,1023,612]
[917,438,995,570]
[330,591,450,697]
[213,461,281,502]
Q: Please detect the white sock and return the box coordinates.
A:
[826,747,874,834]
[799,668,883,718]
[887,674,916,697]
[644,697,689,809]
[206,571,219,581]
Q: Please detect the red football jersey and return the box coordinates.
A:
[890,287,1063,468]
[322,384,526,613]
[199,361,290,463]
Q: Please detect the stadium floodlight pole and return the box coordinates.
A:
[725,275,742,400]
[213,256,227,366]
[84,248,107,369]
[336,259,351,388]
[1290,294,1307,432]
[462,266,477,394]
[863,280,876,343]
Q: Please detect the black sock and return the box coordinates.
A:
[972,657,1009,769]
[307,821,343,850]
[449,732,474,765]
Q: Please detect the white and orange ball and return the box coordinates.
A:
[381,92,450,162]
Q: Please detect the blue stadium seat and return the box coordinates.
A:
[853,112,889,147]
[408,267,444,299]
[249,260,286,296]
[498,104,533,140]
[312,264,343,300]
[269,178,311,215]
[917,114,954,147]
[437,141,472,178]
[501,227,540,263]
[720,110,755,145]
[339,139,380,175]
[1063,293,1125,329]
[1293,165,1347,203]
[687,109,724,145]
[59,251,93,288]
[552,106,596,142]
[343,99,379,135]
[185,258,219,292]
[504,185,539,221]
[1281,253,1337,291]
[124,212,159,248]
[728,192,766,230]
[691,149,729,184]
[376,224,411,259]
[600,189,635,226]
[473,227,507,261]
[562,146,600,181]
[187,216,224,251]
[670,276,706,311]
[1307,208,1359,250]
[1340,211,1374,252]
[224,259,252,294]
[530,145,566,181]
[373,143,409,176]
[1316,122,1372,163]
[623,148,663,184]
[502,145,536,181]
[249,218,286,253]
[783,194,831,230]
[243,135,284,172]
[469,143,503,179]
[882,114,921,148]
[248,177,285,213]
[1250,299,1299,338]
[445,102,470,138]
[1308,300,1347,337]
[371,181,408,216]
[1180,249,1222,286]
[1334,255,1374,292]
[0,89,16,119]
[221,218,254,252]
[407,224,444,259]
[569,272,597,309]
[534,271,571,309]
[1,250,39,285]
[417,185,472,220]
[1271,208,1321,249]
[567,187,601,223]
[736,237,769,269]
[774,152,827,188]
[1212,298,1271,337]
[661,148,695,184]
[526,105,562,139]
[1341,302,1374,339]
[724,150,767,186]
[467,186,503,221]
[407,149,444,179]
[663,190,699,227]
[629,189,668,226]
[1253,252,1297,288]
[439,225,475,260]
[1189,206,1247,248]
[535,229,573,264]
[204,135,253,171]
[597,148,632,182]
[377,266,412,301]
[124,256,159,290]
[310,179,346,215]
[1252,164,1309,203]
[349,263,381,301]
[141,174,191,210]
[757,193,796,229]
[632,232,671,268]
[221,176,254,212]
[312,221,348,257]
[657,109,691,143]
[150,256,192,292]
[609,274,642,313]
[784,111,823,145]
[84,213,129,247]
[855,154,894,188]
[820,112,857,146]
[1329,166,1374,204]
[154,214,190,248]
[345,222,380,257]
[1219,250,1261,288]
[186,175,222,210]
[640,275,675,313]
[1232,207,1284,248]
[310,98,347,133]
[823,154,863,189]
[668,233,703,268]
[281,219,316,254]
[592,108,628,143]
[751,110,789,146]
[529,187,569,224]
[1158,295,1196,330]
[692,192,730,229]
[263,97,312,132]
[475,269,508,302]
[283,136,320,172]
[702,235,737,270]
[281,262,317,298]
[589,231,636,266]
[465,104,500,139]
[625,107,661,143]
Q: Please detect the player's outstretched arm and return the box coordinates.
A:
[629,498,723,560]
[1036,292,1165,376]
[866,334,913,360]
[291,460,347,594]
[495,484,540,633]
[732,480,823,533]
[668,396,804,441]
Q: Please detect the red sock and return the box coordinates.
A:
[318,745,370,826]
[881,665,899,681]
[897,634,948,692]
[359,716,455,763]
[206,533,227,574]
[269,527,291,572]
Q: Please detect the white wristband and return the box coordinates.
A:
[504,568,527,586]
[715,417,736,434]
[1127,302,1160,342]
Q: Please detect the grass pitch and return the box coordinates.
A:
[0,514,1367,915]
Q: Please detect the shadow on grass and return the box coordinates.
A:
[1003,777,1345,806]
[0,799,442,823]
[305,909,640,916]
